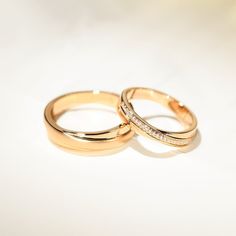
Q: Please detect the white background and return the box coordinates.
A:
[0,0,236,235]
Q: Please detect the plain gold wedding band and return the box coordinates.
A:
[44,91,134,154]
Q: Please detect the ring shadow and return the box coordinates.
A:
[56,108,201,158]
[129,114,201,158]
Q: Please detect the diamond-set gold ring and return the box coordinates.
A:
[118,87,198,147]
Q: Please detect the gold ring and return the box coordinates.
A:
[44,91,134,154]
[118,87,198,146]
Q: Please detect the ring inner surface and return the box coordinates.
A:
[126,88,196,130]
[46,91,132,139]
[52,91,118,121]
[45,91,133,151]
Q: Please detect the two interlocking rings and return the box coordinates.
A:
[44,87,198,155]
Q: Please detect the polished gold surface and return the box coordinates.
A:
[118,87,198,146]
[44,91,134,154]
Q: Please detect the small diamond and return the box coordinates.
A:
[148,128,152,134]
[148,129,154,135]
[153,131,159,137]
[150,129,156,136]
[140,123,145,128]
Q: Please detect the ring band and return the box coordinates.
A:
[118,87,198,146]
[44,91,134,153]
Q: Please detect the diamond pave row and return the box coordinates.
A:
[120,102,189,146]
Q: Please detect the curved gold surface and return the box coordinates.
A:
[118,87,198,147]
[44,91,134,154]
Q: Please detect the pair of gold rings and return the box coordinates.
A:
[44,87,198,154]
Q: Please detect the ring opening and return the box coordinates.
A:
[126,87,195,129]
[51,91,119,121]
